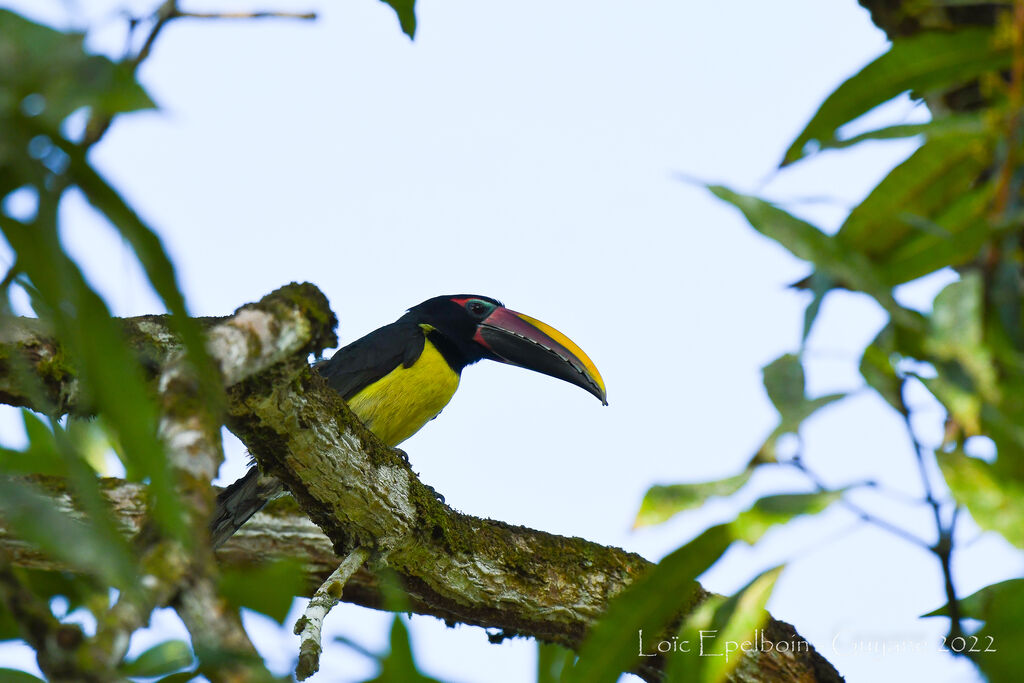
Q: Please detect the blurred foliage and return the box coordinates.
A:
[218,558,307,624]
[537,642,574,683]
[633,11,1024,683]
[0,669,46,683]
[380,0,417,39]
[635,471,751,528]
[563,526,733,683]
[0,3,425,682]
[664,567,781,683]
[923,578,1024,681]
[118,639,194,678]
[0,0,178,586]
[1,4,249,680]
[351,616,443,683]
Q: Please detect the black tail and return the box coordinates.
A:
[210,468,286,548]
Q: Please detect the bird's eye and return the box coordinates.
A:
[466,299,492,318]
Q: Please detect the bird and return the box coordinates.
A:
[210,294,606,546]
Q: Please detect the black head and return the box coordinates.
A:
[403,295,504,370]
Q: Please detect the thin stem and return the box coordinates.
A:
[82,2,317,148]
[787,454,930,549]
[899,379,963,643]
[177,10,317,20]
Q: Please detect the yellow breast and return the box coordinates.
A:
[345,338,461,447]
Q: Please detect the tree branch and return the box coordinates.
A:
[2,475,841,682]
[0,285,841,683]
[0,282,337,418]
[294,546,372,680]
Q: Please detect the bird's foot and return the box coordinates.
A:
[390,447,410,464]
[423,484,446,504]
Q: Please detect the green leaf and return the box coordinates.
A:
[65,417,116,474]
[967,578,1024,682]
[0,669,47,683]
[801,271,833,343]
[0,410,65,476]
[783,28,1011,165]
[664,594,726,683]
[0,478,137,589]
[708,185,921,331]
[709,186,836,271]
[537,642,573,683]
[920,274,998,434]
[0,216,185,539]
[835,136,994,286]
[808,113,986,154]
[937,449,1024,548]
[928,274,992,387]
[119,640,193,677]
[0,9,154,128]
[51,420,141,592]
[0,606,20,641]
[923,578,1024,619]
[154,671,202,683]
[878,187,992,286]
[372,567,414,614]
[58,140,221,416]
[989,247,1024,353]
[218,559,305,624]
[0,415,138,589]
[564,526,733,683]
[361,616,442,683]
[379,0,417,39]
[17,568,101,616]
[730,491,841,545]
[859,327,905,412]
[758,353,846,460]
[666,567,782,683]
[635,471,753,528]
[837,136,990,253]
[703,567,782,682]
[762,354,806,418]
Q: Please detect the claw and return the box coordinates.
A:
[423,484,445,504]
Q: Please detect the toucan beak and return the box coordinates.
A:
[472,306,608,405]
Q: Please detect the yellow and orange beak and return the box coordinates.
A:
[472,306,607,405]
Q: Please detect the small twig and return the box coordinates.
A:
[294,546,372,681]
[935,505,963,632]
[176,10,317,20]
[788,453,930,548]
[131,0,180,68]
[82,2,317,148]
[898,379,963,643]
[332,634,381,661]
[858,478,950,507]
[899,384,941,509]
[82,0,178,147]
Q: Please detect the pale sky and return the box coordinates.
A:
[2,1,1022,681]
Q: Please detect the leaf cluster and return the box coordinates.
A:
[0,8,303,681]
[622,15,1024,683]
